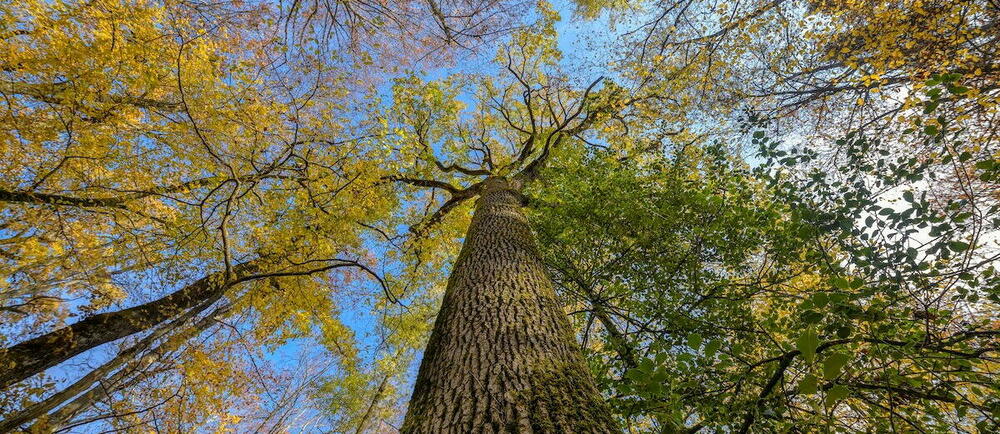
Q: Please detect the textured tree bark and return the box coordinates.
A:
[401,177,618,433]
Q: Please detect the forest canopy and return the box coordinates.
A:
[1,0,997,432]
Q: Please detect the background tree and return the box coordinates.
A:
[521,1,1000,430]
[366,8,639,430]
[0,0,530,430]
[527,126,1000,431]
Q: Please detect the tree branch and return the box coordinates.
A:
[0,261,261,390]
[384,176,461,195]
[0,175,293,209]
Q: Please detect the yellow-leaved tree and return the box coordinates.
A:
[0,0,531,430]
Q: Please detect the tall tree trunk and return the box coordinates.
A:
[402,178,617,433]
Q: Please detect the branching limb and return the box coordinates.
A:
[0,174,296,209]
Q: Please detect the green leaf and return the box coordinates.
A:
[647,382,663,394]
[651,368,668,383]
[625,368,644,382]
[948,241,970,252]
[687,333,703,349]
[823,353,851,380]
[704,339,722,359]
[812,293,829,308]
[797,328,819,364]
[800,310,824,324]
[836,326,853,339]
[639,358,654,373]
[974,159,996,170]
[799,374,819,395]
[940,73,961,83]
[923,125,938,136]
[825,384,850,407]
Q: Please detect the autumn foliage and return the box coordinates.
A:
[1,0,998,432]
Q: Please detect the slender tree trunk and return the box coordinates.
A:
[0,293,225,432]
[0,261,259,390]
[402,177,618,433]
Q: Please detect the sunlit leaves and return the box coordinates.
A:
[0,0,415,430]
[530,143,795,429]
[753,120,1000,430]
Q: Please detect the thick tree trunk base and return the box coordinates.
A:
[402,178,617,433]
